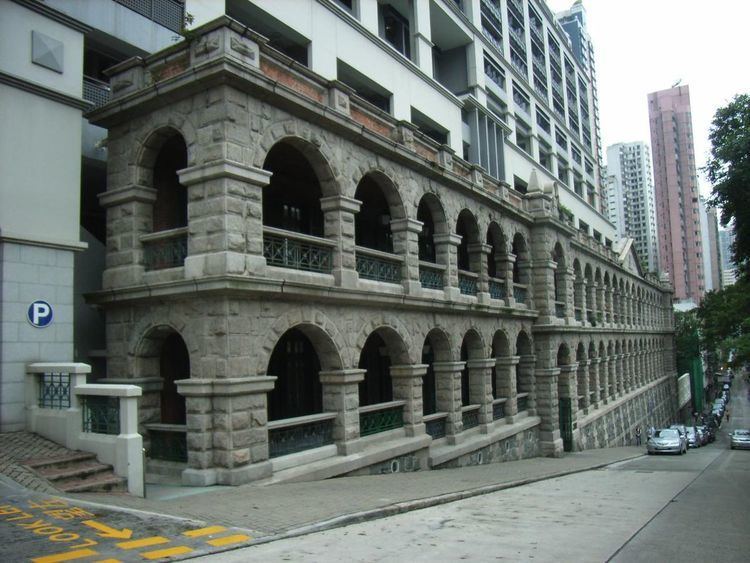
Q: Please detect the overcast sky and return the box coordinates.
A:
[544,0,750,196]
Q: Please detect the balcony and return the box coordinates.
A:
[355,247,402,283]
[489,278,506,300]
[424,412,448,439]
[507,0,525,23]
[516,393,529,412]
[83,76,111,109]
[492,398,506,421]
[513,283,528,304]
[114,0,185,33]
[263,227,334,274]
[419,261,445,290]
[461,405,481,430]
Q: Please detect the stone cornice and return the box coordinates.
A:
[0,71,90,111]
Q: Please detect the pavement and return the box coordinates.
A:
[0,433,646,556]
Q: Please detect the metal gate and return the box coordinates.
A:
[559,397,573,452]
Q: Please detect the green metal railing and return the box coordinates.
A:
[38,373,71,409]
[81,396,120,435]
[492,400,506,420]
[264,232,332,273]
[268,416,335,458]
[148,428,187,462]
[513,284,527,304]
[419,263,443,289]
[462,407,480,430]
[458,272,478,296]
[359,404,404,437]
[356,252,401,283]
[516,394,529,412]
[425,415,447,439]
[143,232,187,270]
[489,278,506,300]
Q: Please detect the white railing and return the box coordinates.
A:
[26,363,144,497]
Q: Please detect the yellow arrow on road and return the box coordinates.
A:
[82,520,133,539]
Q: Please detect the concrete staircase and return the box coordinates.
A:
[23,452,127,493]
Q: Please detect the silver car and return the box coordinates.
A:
[669,424,689,452]
[648,428,686,455]
[730,429,750,450]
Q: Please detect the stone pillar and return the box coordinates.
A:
[535,367,563,457]
[391,218,423,294]
[578,360,591,413]
[606,357,616,402]
[98,185,156,289]
[467,358,496,430]
[561,266,575,321]
[574,279,586,323]
[176,376,276,486]
[469,243,492,304]
[589,358,601,408]
[433,361,465,443]
[533,259,558,322]
[517,354,536,414]
[596,283,605,325]
[586,280,596,325]
[320,196,362,288]
[501,253,516,306]
[605,286,614,325]
[390,364,428,437]
[179,159,271,278]
[319,369,366,455]
[434,233,462,300]
[558,363,578,404]
[495,356,520,421]
[616,354,626,396]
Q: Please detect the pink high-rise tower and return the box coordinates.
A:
[647,85,705,303]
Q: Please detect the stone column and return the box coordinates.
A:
[606,356,616,402]
[469,243,492,304]
[596,283,605,326]
[502,253,516,306]
[390,364,428,437]
[433,361,465,443]
[589,358,601,408]
[176,376,276,486]
[319,369,366,455]
[179,159,271,278]
[535,367,563,457]
[517,354,536,414]
[561,266,575,321]
[605,286,614,325]
[434,233,462,300]
[533,258,558,322]
[320,196,362,288]
[98,185,156,289]
[558,363,578,406]
[495,356,520,421]
[616,354,626,396]
[574,279,586,323]
[391,218,423,294]
[467,358,496,430]
[578,360,591,414]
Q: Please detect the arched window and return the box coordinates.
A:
[358,333,392,407]
[159,333,188,425]
[267,329,323,421]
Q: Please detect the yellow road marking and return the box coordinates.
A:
[206,534,252,547]
[116,536,170,550]
[140,546,193,560]
[182,525,227,538]
[32,549,98,563]
[95,560,122,563]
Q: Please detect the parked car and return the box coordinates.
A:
[669,424,689,453]
[648,428,686,455]
[686,426,700,448]
[729,429,750,450]
[695,426,707,445]
[700,424,715,443]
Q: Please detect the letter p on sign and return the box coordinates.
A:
[28,300,53,328]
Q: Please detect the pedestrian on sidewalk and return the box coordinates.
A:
[635,426,642,446]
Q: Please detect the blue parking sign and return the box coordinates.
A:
[27,300,53,328]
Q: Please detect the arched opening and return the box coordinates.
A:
[456,210,480,296]
[557,342,574,452]
[487,222,508,300]
[552,243,566,317]
[576,343,587,413]
[491,330,511,421]
[511,233,530,304]
[421,328,451,439]
[515,331,533,412]
[584,264,594,324]
[355,175,393,253]
[417,194,447,289]
[159,333,188,425]
[459,330,483,430]
[573,260,583,321]
[358,333,393,407]
[267,328,323,421]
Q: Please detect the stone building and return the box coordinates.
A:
[88,18,677,487]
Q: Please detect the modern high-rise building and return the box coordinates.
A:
[647,84,704,304]
[718,226,737,287]
[705,204,722,291]
[605,142,659,273]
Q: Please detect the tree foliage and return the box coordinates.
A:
[705,93,750,276]
[697,277,750,367]
[675,310,700,375]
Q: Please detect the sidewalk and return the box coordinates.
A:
[70,446,645,543]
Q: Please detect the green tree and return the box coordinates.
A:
[674,310,700,375]
[697,277,750,367]
[705,93,750,276]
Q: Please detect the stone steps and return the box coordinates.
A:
[23,451,127,493]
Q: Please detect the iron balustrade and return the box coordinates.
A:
[489,278,506,300]
[359,402,404,436]
[484,58,506,90]
[458,271,478,296]
[462,406,480,430]
[492,399,507,420]
[424,413,448,440]
[268,414,336,458]
[555,301,566,318]
[507,0,524,21]
[263,228,333,273]
[147,424,187,462]
[114,0,185,33]
[142,228,187,270]
[83,77,111,109]
[355,247,402,283]
[513,283,528,304]
[38,372,71,409]
[419,262,444,289]
[482,23,503,52]
[574,308,582,321]
[81,396,120,435]
[516,393,529,412]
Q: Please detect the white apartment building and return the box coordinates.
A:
[605,142,659,273]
